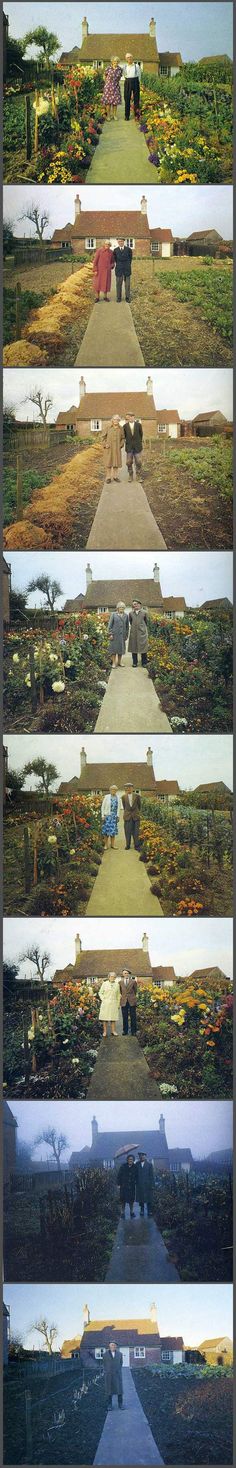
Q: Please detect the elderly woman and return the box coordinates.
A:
[102,415,124,483]
[128,601,148,667]
[102,56,123,118]
[93,241,114,302]
[98,971,121,1038]
[108,602,129,668]
[101,783,120,848]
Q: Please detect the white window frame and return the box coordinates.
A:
[162,1349,172,1361]
[158,424,167,434]
[125,237,134,249]
[152,242,160,255]
[91,419,102,432]
[95,1348,105,1359]
[134,1347,146,1359]
[85,237,96,250]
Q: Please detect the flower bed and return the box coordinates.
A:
[4,66,106,182]
[4,976,102,1097]
[147,609,233,732]
[137,980,233,1098]
[3,794,104,916]
[4,612,111,731]
[138,796,233,916]
[139,62,232,182]
[4,1166,119,1281]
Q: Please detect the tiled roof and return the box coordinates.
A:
[75,391,157,421]
[192,782,231,795]
[150,228,173,243]
[161,597,186,611]
[169,1148,193,1163]
[81,1319,160,1345]
[161,1336,184,1348]
[54,948,152,981]
[192,410,227,423]
[52,224,73,243]
[71,211,150,240]
[59,763,156,792]
[77,34,158,62]
[188,967,229,981]
[70,1128,169,1162]
[156,780,180,795]
[77,580,163,609]
[56,406,79,425]
[156,408,180,422]
[187,228,222,241]
[159,52,182,66]
[152,965,176,983]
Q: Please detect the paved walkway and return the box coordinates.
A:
[105,1203,180,1283]
[95,654,171,733]
[87,1035,161,1100]
[87,453,166,550]
[86,817,163,917]
[75,274,144,367]
[94,1367,164,1465]
[87,100,157,184]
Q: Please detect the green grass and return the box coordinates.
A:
[159,268,233,343]
[3,467,51,525]
[3,287,46,344]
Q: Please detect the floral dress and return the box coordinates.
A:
[102,65,123,107]
[102,794,118,838]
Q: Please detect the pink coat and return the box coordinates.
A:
[93,246,114,295]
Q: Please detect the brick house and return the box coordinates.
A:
[150,227,174,259]
[62,1303,185,1367]
[160,1336,185,1363]
[198,1336,233,1366]
[52,194,150,257]
[60,18,181,77]
[64,559,186,618]
[56,377,181,444]
[69,1112,170,1172]
[58,745,157,795]
[53,928,153,989]
[155,780,180,801]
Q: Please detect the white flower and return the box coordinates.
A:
[13,653,19,663]
[47,835,57,845]
[49,653,58,662]
[25,675,31,686]
[71,1058,79,1065]
[83,634,89,640]
[52,680,65,693]
[69,847,76,855]
[65,659,72,667]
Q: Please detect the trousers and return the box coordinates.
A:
[122,1001,137,1035]
[116,274,131,301]
[124,76,140,119]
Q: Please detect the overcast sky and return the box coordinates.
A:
[6,550,233,609]
[5,733,233,790]
[3,367,233,423]
[3,914,233,981]
[4,184,233,239]
[10,1098,232,1160]
[3,1282,233,1351]
[6,2,233,62]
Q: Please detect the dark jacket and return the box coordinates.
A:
[117,1160,136,1203]
[135,1159,155,1204]
[122,791,141,823]
[119,976,137,1007]
[103,1348,123,1397]
[123,420,143,454]
[113,246,133,277]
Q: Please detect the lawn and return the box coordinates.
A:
[4,1362,106,1465]
[142,435,233,550]
[133,1367,233,1464]
[3,613,111,732]
[4,1168,119,1282]
[131,258,233,367]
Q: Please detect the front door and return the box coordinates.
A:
[121,1348,130,1366]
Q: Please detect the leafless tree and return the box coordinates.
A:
[23,387,53,425]
[34,1128,68,1170]
[30,1319,58,1353]
[19,204,50,241]
[19,945,51,980]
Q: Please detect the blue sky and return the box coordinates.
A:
[4,550,233,609]
[10,1098,233,1158]
[5,733,233,791]
[3,1282,233,1350]
[3,184,233,239]
[6,3,233,62]
[3,914,233,980]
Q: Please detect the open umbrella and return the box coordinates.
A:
[114,1143,139,1158]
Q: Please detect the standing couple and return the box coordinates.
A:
[93,238,133,304]
[102,53,141,121]
[101,783,141,851]
[98,969,138,1038]
[108,601,148,668]
[103,413,143,485]
[117,1152,155,1218]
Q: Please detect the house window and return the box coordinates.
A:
[152,242,159,255]
[91,420,102,432]
[134,1347,145,1359]
[158,424,167,433]
[162,1350,171,1361]
[85,238,96,249]
[95,1348,105,1359]
[125,238,134,248]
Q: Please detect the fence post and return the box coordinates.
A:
[25,1389,33,1462]
[29,645,38,712]
[34,92,39,153]
[15,282,22,339]
[24,826,31,894]
[25,94,32,159]
[16,454,23,519]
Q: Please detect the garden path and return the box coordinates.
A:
[87,1035,161,1100]
[87,99,156,184]
[75,273,144,367]
[94,1367,164,1465]
[94,653,171,733]
[86,451,166,550]
[105,1203,180,1283]
[85,815,163,917]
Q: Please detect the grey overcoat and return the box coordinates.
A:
[108,610,129,655]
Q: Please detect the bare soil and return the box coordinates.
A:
[142,439,233,549]
[131,258,233,367]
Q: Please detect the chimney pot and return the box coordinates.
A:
[80,747,87,771]
[153,563,160,584]
[79,375,86,399]
[159,1113,165,1133]
[146,746,153,766]
[149,17,156,37]
[146,375,153,395]
[150,1301,158,1326]
[86,564,92,589]
[75,194,81,219]
[142,932,149,953]
[82,17,89,41]
[140,195,147,214]
[75,933,82,963]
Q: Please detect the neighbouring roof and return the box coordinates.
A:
[161,1336,184,1348]
[64,34,159,63]
[152,965,177,984]
[150,228,173,243]
[192,410,227,423]
[187,228,222,241]
[200,598,232,611]
[70,1128,169,1163]
[56,405,79,426]
[51,223,74,243]
[75,392,157,422]
[156,409,180,422]
[169,1148,193,1163]
[54,948,152,981]
[3,1302,10,1316]
[59,764,156,792]
[3,557,11,573]
[161,597,186,611]
[199,1337,232,1350]
[188,966,230,982]
[192,782,231,796]
[155,780,180,795]
[159,52,183,66]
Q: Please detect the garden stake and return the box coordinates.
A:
[16,454,23,519]
[29,646,37,712]
[34,92,39,153]
[25,94,32,160]
[15,283,21,340]
[24,826,31,894]
[25,1390,33,1463]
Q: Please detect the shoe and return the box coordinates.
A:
[107,477,111,482]
[130,1212,135,1218]
[113,476,120,481]
[95,297,99,303]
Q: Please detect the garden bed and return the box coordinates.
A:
[3,65,105,183]
[130,258,233,367]
[147,609,233,732]
[4,1363,106,1465]
[3,261,95,368]
[141,435,233,550]
[138,795,233,916]
[3,613,111,732]
[3,794,104,916]
[133,1366,233,1464]
[140,60,233,183]
[4,1168,119,1281]
[137,978,233,1099]
[152,1171,233,1280]
[3,440,105,550]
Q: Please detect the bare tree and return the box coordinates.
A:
[26,575,62,610]
[19,204,50,241]
[19,945,51,981]
[34,1128,68,1170]
[30,1319,58,1353]
[23,387,53,425]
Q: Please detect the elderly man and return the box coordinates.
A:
[113,238,133,301]
[103,1341,123,1410]
[122,783,141,850]
[119,969,138,1034]
[123,414,143,479]
[128,601,148,667]
[117,1153,136,1217]
[135,1152,155,1217]
[123,53,141,119]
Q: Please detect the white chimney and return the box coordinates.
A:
[92,1115,98,1144]
[83,1304,90,1326]
[159,1114,165,1133]
[80,747,87,771]
[82,17,89,41]
[149,17,156,37]
[146,746,153,766]
[79,376,86,399]
[75,194,81,219]
[86,564,92,589]
[153,564,160,584]
[75,933,82,963]
[142,932,149,953]
[146,376,153,396]
[140,195,147,215]
[150,1302,158,1326]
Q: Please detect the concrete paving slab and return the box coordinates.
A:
[94,655,171,733]
[105,1204,180,1283]
[94,1367,164,1465]
[86,458,166,551]
[87,107,157,185]
[85,819,163,917]
[86,1035,161,1101]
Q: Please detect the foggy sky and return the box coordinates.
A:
[5,734,233,791]
[3,1282,233,1351]
[3,914,233,981]
[11,1098,233,1160]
